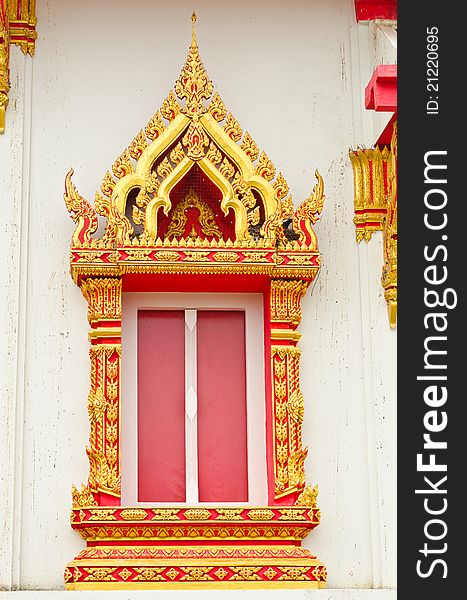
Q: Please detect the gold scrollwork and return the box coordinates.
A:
[295,484,318,507]
[184,509,212,520]
[80,278,122,322]
[247,509,275,521]
[120,509,148,521]
[270,279,308,325]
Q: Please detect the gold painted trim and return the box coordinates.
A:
[200,112,278,221]
[88,318,121,325]
[198,157,248,239]
[67,581,327,590]
[88,328,122,340]
[71,263,320,280]
[113,113,190,216]
[68,558,323,567]
[270,329,302,342]
[79,535,312,543]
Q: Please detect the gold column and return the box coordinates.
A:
[73,278,122,506]
[269,279,309,501]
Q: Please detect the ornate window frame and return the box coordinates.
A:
[64,15,327,589]
[121,292,267,507]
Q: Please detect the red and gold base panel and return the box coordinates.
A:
[66,506,326,589]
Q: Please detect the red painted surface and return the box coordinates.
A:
[123,273,271,294]
[156,163,236,241]
[354,0,397,22]
[365,65,397,112]
[138,310,186,502]
[95,492,120,506]
[197,311,248,502]
[376,112,397,147]
[85,539,305,548]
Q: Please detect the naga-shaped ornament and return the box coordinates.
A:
[64,168,98,245]
[292,170,325,249]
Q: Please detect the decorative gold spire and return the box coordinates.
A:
[174,12,214,116]
[191,11,197,47]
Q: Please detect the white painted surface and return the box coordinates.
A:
[0,0,396,592]
[184,309,199,504]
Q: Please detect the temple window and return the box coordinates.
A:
[64,13,327,589]
[121,293,267,506]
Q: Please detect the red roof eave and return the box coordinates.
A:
[365,64,397,112]
[354,0,397,22]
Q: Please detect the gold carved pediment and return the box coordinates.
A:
[64,14,325,258]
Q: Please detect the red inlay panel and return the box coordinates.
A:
[157,163,236,242]
[197,311,248,502]
[138,310,186,501]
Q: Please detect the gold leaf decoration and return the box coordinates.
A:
[145,111,166,141]
[216,508,243,520]
[112,149,133,179]
[153,251,180,261]
[255,151,276,181]
[120,509,148,521]
[64,169,98,245]
[206,142,222,165]
[182,119,209,161]
[247,509,275,521]
[152,509,180,520]
[87,389,107,422]
[169,142,185,165]
[213,252,238,262]
[247,206,261,226]
[128,130,148,160]
[232,173,256,210]
[278,508,307,520]
[295,483,319,507]
[281,195,294,219]
[160,90,181,122]
[174,14,214,115]
[207,91,227,122]
[156,157,173,179]
[294,169,325,226]
[94,193,110,220]
[241,131,260,162]
[184,508,212,520]
[101,170,116,198]
[287,389,304,423]
[145,171,160,194]
[71,484,97,509]
[219,157,235,180]
[273,172,289,200]
[132,206,145,226]
[223,113,242,142]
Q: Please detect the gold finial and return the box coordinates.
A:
[191,12,197,47]
[174,10,213,116]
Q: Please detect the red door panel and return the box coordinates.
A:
[197,311,248,502]
[137,310,186,502]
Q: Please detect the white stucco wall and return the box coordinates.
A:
[0,0,396,594]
